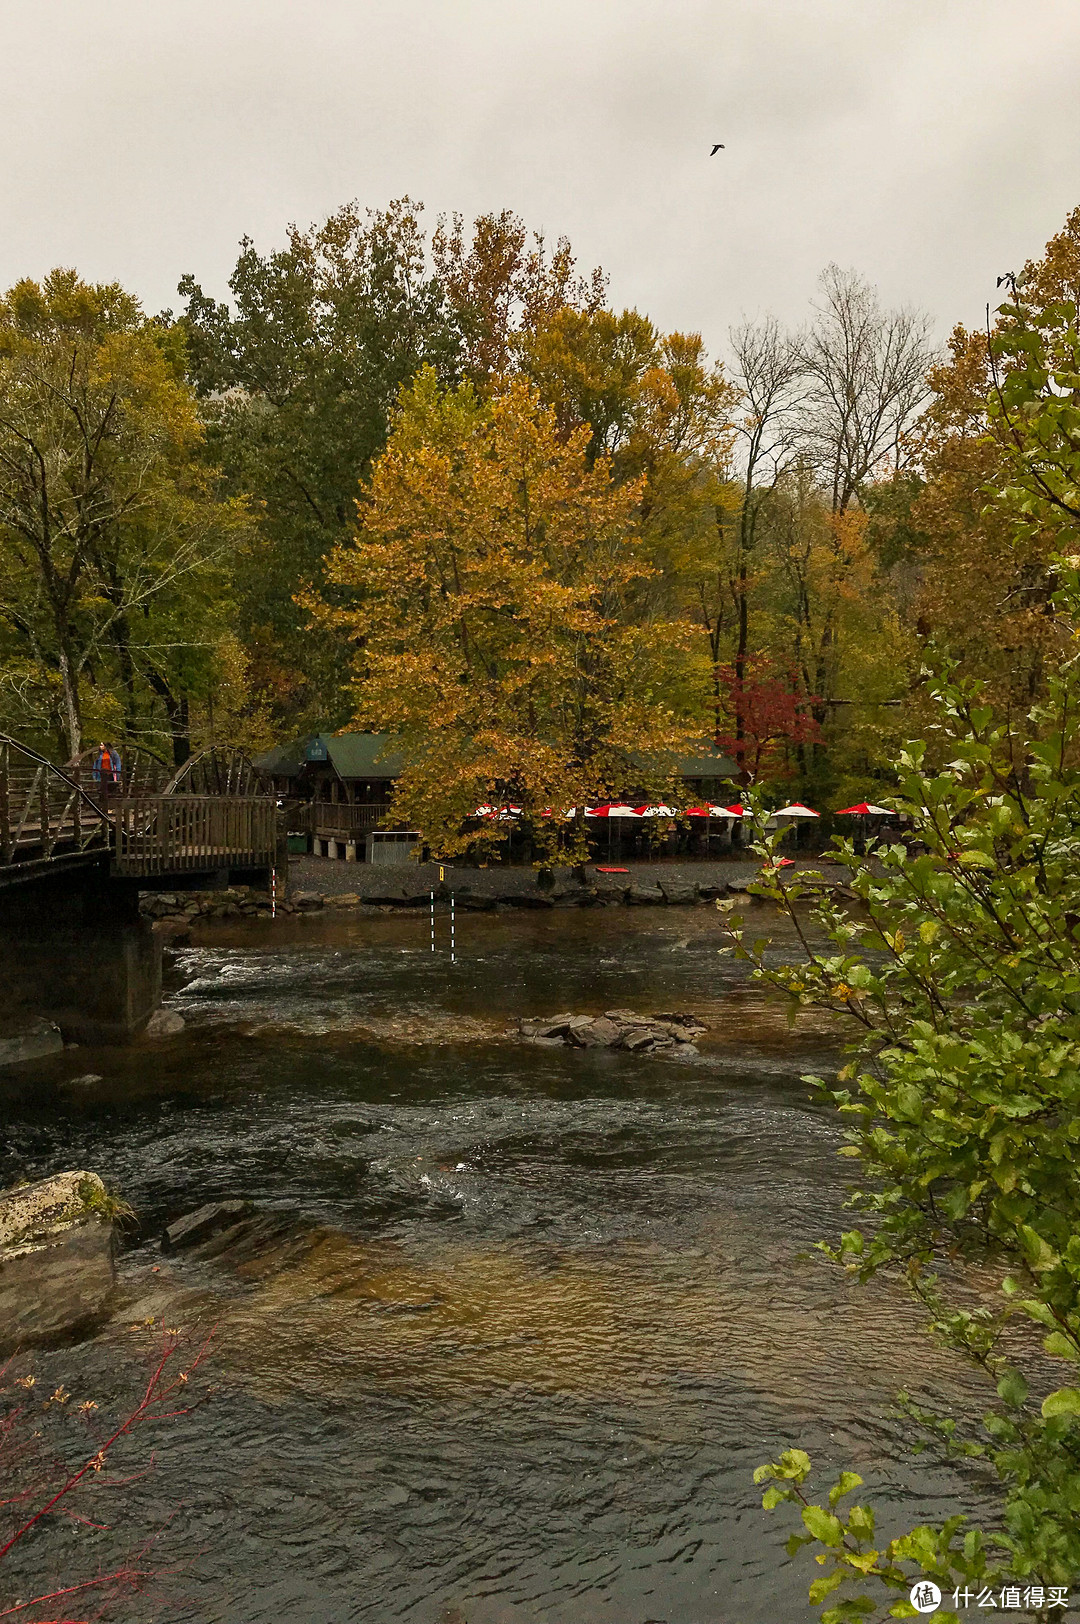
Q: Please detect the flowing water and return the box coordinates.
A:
[0,905,993,1624]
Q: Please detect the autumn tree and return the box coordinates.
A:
[800,265,935,516]
[713,317,806,751]
[916,209,1080,718]
[714,655,821,783]
[0,270,249,762]
[315,371,701,859]
[431,208,607,383]
[178,199,465,731]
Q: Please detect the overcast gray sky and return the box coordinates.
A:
[1,0,1078,358]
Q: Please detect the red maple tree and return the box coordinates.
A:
[715,657,821,783]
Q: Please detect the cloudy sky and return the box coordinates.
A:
[1,1,1078,358]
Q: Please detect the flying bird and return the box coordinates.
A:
[710,144,725,155]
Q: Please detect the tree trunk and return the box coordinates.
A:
[57,649,81,761]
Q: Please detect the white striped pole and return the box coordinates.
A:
[450,892,455,963]
[430,889,435,952]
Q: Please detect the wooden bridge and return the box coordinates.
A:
[0,735,279,887]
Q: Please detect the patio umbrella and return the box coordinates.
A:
[773,800,818,849]
[836,802,892,816]
[635,804,679,817]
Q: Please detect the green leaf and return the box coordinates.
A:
[1041,1386,1080,1418]
[1017,1224,1058,1272]
[894,1084,924,1122]
[802,1504,845,1546]
[809,1570,845,1603]
[829,1471,864,1507]
[847,1504,875,1540]
[1043,1331,1080,1362]
[762,1486,786,1509]
[996,1369,1029,1407]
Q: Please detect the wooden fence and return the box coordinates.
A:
[110,797,279,877]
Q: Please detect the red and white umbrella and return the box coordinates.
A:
[721,803,746,817]
[773,802,820,819]
[586,803,643,818]
[836,802,892,816]
[635,804,679,817]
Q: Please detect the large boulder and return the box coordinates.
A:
[627,884,664,905]
[0,1172,117,1351]
[659,879,698,907]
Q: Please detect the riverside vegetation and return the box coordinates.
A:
[738,261,1080,1621]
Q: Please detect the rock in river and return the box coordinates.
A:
[520,1010,706,1055]
[0,1171,117,1351]
[163,1199,255,1252]
[144,1007,185,1038]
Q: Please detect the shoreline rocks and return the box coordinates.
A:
[0,1172,117,1351]
[138,868,858,923]
[520,1010,707,1055]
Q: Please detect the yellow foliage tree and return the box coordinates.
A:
[316,370,702,859]
[897,208,1080,727]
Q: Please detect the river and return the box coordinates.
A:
[0,904,993,1623]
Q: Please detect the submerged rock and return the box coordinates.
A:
[0,1171,117,1351]
[163,1198,254,1252]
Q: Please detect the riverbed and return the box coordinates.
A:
[0,905,992,1624]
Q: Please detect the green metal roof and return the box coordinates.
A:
[256,732,730,783]
[252,739,307,777]
[324,733,405,779]
[673,741,736,778]
[254,732,404,780]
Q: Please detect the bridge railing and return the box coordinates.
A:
[0,739,109,865]
[110,797,279,877]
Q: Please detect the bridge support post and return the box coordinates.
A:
[0,864,161,1045]
[345,840,357,862]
